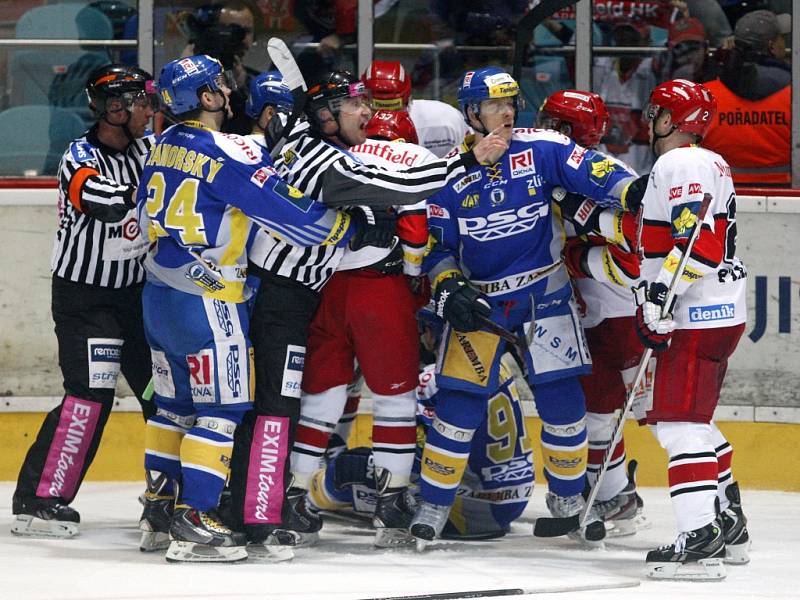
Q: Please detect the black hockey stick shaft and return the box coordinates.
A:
[534,193,713,538]
[477,315,530,378]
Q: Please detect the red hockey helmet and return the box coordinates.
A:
[361,60,412,110]
[537,89,610,147]
[366,110,419,145]
[645,78,717,139]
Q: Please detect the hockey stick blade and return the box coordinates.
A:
[267,38,306,93]
[533,514,579,537]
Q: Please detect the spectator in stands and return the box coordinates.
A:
[703,9,791,186]
[593,20,656,174]
[655,17,716,83]
[686,0,733,47]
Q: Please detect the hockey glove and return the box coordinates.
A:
[348,206,398,251]
[562,237,592,279]
[553,187,601,236]
[633,281,676,351]
[621,173,649,214]
[434,275,491,332]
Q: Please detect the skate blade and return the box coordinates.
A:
[10,515,78,539]
[276,530,318,548]
[165,540,248,563]
[139,530,171,552]
[724,541,751,565]
[373,527,416,548]
[605,516,640,538]
[414,537,430,553]
[648,557,726,581]
[246,542,295,563]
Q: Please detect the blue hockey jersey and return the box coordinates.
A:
[425,129,637,307]
[136,122,353,303]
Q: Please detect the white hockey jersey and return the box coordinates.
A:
[409,99,470,158]
[338,138,437,272]
[640,146,747,330]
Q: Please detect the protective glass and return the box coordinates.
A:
[334,90,373,115]
[480,97,520,115]
[121,90,160,111]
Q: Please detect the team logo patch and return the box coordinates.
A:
[509,149,535,178]
[273,179,312,212]
[689,303,735,322]
[671,201,701,237]
[588,156,616,185]
[490,188,505,206]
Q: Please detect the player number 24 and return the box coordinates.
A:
[145,172,208,245]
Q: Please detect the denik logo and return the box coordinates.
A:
[287,351,304,371]
[689,303,735,322]
[509,149,535,178]
[91,344,121,362]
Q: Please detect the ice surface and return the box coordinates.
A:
[1,483,797,600]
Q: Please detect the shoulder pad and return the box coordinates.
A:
[69,140,95,164]
[211,131,264,165]
[512,128,571,145]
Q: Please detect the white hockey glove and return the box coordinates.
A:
[633,281,676,351]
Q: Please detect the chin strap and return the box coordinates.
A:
[102,110,135,143]
[650,107,677,155]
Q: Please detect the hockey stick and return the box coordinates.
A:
[534,193,713,538]
[266,37,308,159]
[357,579,639,600]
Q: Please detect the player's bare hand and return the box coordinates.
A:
[473,127,509,164]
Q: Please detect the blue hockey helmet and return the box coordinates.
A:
[457,67,521,126]
[157,54,236,115]
[245,70,293,119]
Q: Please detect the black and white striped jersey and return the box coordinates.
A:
[249,121,476,291]
[51,125,154,288]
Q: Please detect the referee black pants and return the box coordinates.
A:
[14,276,154,504]
[229,267,320,538]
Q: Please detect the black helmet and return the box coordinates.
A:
[305,70,370,136]
[86,63,158,118]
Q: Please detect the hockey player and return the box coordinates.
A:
[537,89,647,537]
[308,353,534,545]
[244,70,293,138]
[634,79,750,580]
[11,64,159,539]
[413,67,645,546]
[361,60,470,157]
[288,110,434,547]
[230,69,507,551]
[135,55,390,562]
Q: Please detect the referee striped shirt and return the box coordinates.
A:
[51,125,154,288]
[249,121,476,291]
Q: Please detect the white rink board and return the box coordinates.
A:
[1,482,799,600]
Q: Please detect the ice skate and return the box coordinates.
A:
[410,501,450,551]
[165,505,247,563]
[372,469,416,548]
[595,461,648,537]
[11,494,80,539]
[646,518,726,580]
[268,487,322,548]
[138,472,174,552]
[245,528,295,563]
[720,481,750,564]
[545,491,605,546]
[138,492,174,552]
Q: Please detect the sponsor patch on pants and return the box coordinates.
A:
[281,344,305,398]
[150,350,175,399]
[87,338,122,389]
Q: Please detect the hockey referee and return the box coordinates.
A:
[11,64,159,538]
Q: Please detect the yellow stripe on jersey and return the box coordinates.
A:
[440,329,500,388]
[180,435,233,480]
[322,211,350,246]
[420,446,470,488]
[144,421,185,460]
[541,440,587,480]
[601,246,626,287]
[661,253,706,282]
[218,207,250,268]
